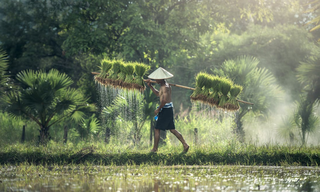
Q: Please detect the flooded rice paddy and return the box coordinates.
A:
[1,165,320,192]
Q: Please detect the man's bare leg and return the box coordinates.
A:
[169,129,189,152]
[151,129,160,152]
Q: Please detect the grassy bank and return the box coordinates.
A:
[1,142,320,166]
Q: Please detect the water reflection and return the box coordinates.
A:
[0,166,320,192]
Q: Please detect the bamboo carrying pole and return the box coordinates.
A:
[92,72,254,105]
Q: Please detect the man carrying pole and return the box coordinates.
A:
[146,67,189,153]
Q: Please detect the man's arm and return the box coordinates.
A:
[146,79,159,97]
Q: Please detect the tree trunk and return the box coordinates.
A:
[39,126,50,145]
[234,111,245,143]
[105,127,111,143]
[133,120,139,145]
[302,130,306,146]
[63,125,68,144]
[289,132,294,146]
[194,128,198,145]
[21,125,26,143]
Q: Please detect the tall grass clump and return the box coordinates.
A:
[2,129,320,166]
[0,112,39,145]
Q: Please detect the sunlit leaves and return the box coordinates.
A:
[305,0,320,35]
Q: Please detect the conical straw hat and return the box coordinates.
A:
[148,67,174,80]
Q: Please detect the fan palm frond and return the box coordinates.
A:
[297,56,320,103]
[0,49,9,94]
[297,57,320,85]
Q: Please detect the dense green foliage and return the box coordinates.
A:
[0,0,320,150]
[4,69,95,144]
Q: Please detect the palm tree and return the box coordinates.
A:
[213,56,282,141]
[295,56,320,144]
[294,97,319,145]
[4,69,95,144]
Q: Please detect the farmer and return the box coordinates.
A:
[146,67,189,153]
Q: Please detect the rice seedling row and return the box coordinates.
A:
[191,72,243,111]
[96,59,150,92]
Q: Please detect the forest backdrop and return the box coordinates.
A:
[0,0,320,147]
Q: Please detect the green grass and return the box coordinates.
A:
[1,109,320,166]
[1,142,320,166]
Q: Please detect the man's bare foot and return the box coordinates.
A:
[183,145,189,153]
[150,149,157,153]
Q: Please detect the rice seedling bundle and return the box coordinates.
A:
[98,59,113,79]
[227,84,243,110]
[218,77,233,108]
[110,60,121,80]
[124,64,135,84]
[191,72,243,110]
[117,61,127,82]
[95,59,152,91]
[134,63,150,87]
[203,75,213,96]
[207,76,221,106]
[191,72,208,102]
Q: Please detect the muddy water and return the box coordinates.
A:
[1,165,319,191]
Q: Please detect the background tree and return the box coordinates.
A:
[294,56,320,144]
[213,56,282,141]
[278,115,298,145]
[1,0,320,145]
[0,0,68,75]
[294,97,319,145]
[4,69,94,144]
[170,24,318,111]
